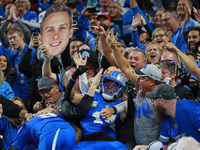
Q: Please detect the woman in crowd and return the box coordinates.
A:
[0,67,15,100]
[145,42,163,64]
[15,0,38,32]
[0,54,16,87]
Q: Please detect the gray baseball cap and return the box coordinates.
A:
[37,76,57,93]
[146,84,176,100]
[133,64,161,81]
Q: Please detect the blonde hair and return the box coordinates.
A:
[145,42,163,63]
[10,97,26,109]
[152,27,172,42]
[0,67,4,86]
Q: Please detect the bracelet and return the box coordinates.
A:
[25,112,31,118]
[112,107,117,114]
[44,59,51,63]
[70,77,76,81]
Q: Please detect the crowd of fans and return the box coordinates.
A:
[0,0,200,149]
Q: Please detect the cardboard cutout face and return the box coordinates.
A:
[38,11,73,57]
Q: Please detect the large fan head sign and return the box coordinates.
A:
[38,3,73,57]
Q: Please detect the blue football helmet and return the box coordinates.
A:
[100,71,126,100]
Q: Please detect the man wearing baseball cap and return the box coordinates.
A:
[103,64,162,147]
[146,84,200,149]
[33,76,64,112]
[96,14,112,32]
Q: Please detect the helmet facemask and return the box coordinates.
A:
[100,72,126,101]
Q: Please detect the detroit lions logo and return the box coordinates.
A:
[81,51,90,58]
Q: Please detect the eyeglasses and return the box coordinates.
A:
[161,18,171,22]
[155,34,166,38]
[39,85,55,95]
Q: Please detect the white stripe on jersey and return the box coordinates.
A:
[52,128,61,150]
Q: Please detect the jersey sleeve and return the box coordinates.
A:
[159,123,171,145]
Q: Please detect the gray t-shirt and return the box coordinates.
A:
[134,92,160,145]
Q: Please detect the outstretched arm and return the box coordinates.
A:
[129,0,138,8]
[106,29,139,84]
[41,45,57,81]
[165,42,200,79]
[93,25,118,67]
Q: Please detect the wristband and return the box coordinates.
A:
[112,107,117,114]
[44,59,51,63]
[70,77,76,81]
[84,94,94,100]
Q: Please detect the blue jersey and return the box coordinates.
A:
[19,10,38,32]
[159,99,200,145]
[73,141,128,150]
[172,27,189,53]
[0,116,36,150]
[73,15,96,51]
[0,45,14,64]
[12,44,36,101]
[11,113,76,150]
[80,92,122,139]
[19,11,38,24]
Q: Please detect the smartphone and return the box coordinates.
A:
[32,32,38,39]
[88,7,100,13]
[32,32,39,46]
[73,15,78,29]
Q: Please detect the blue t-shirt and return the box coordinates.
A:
[159,99,200,145]
[12,44,36,101]
[0,81,15,100]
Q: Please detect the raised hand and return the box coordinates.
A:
[93,25,106,36]
[100,106,115,120]
[81,6,94,16]
[72,52,87,66]
[106,28,116,49]
[131,13,142,30]
[164,41,179,52]
[41,45,51,61]
[29,35,39,49]
[90,68,103,89]
[193,7,200,23]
